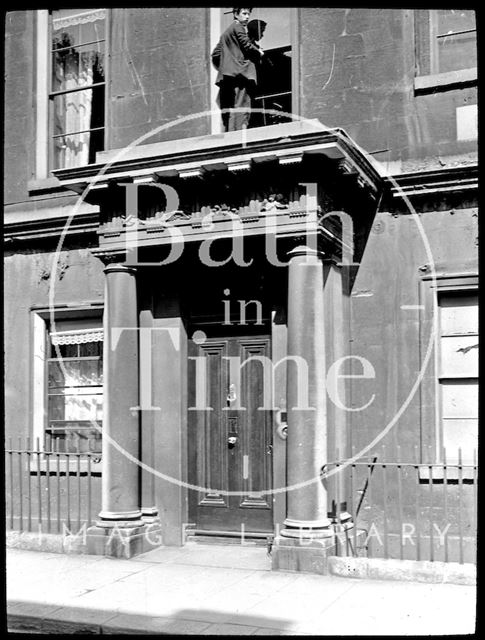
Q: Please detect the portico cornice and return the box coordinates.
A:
[52,121,384,197]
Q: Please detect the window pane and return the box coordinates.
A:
[439,295,478,335]
[52,42,105,93]
[48,361,65,388]
[51,342,79,358]
[440,335,478,377]
[437,9,475,35]
[442,418,477,463]
[47,422,102,454]
[53,85,105,137]
[53,126,105,169]
[441,381,478,419]
[48,394,66,421]
[52,9,106,49]
[250,8,291,50]
[48,360,102,388]
[49,391,103,421]
[221,8,291,49]
[257,48,291,97]
[251,47,292,127]
[252,91,292,127]
[437,32,477,74]
[415,10,476,76]
[79,341,103,357]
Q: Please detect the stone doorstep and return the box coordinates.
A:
[328,556,477,585]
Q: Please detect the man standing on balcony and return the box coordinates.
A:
[212,8,264,132]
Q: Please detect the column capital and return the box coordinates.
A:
[287,245,326,261]
[321,254,341,266]
[104,263,137,276]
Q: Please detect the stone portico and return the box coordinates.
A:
[53,121,383,570]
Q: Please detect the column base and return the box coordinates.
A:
[281,518,334,539]
[141,507,160,525]
[86,521,162,558]
[271,534,338,574]
[272,522,367,573]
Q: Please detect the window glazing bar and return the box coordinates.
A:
[49,82,105,98]
[52,126,104,139]
[51,38,106,53]
[436,28,476,38]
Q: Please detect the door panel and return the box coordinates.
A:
[237,340,272,511]
[188,334,273,533]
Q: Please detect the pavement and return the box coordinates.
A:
[6,544,476,635]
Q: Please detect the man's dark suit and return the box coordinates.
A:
[211,20,262,131]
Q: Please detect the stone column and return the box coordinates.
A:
[272,246,335,573]
[87,263,149,557]
[282,246,331,536]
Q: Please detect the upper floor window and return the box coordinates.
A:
[213,8,295,131]
[50,9,106,169]
[415,9,477,77]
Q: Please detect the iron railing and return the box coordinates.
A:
[325,445,477,564]
[5,435,102,535]
[5,437,478,566]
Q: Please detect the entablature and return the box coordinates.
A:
[51,122,384,260]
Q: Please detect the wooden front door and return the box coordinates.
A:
[188,333,273,533]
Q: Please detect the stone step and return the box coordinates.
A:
[186,533,271,548]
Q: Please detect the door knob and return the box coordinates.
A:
[227,436,238,446]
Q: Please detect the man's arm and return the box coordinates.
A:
[234,22,263,59]
[211,39,222,69]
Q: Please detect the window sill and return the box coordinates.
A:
[27,176,67,197]
[29,459,102,474]
[414,67,477,94]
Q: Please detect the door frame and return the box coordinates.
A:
[186,317,287,538]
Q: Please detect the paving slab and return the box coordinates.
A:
[40,606,119,626]
[199,622,261,635]
[100,612,210,635]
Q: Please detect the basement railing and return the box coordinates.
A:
[5,435,102,536]
[324,445,477,565]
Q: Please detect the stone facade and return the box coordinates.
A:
[4,9,477,564]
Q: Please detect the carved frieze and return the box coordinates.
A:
[99,190,323,235]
